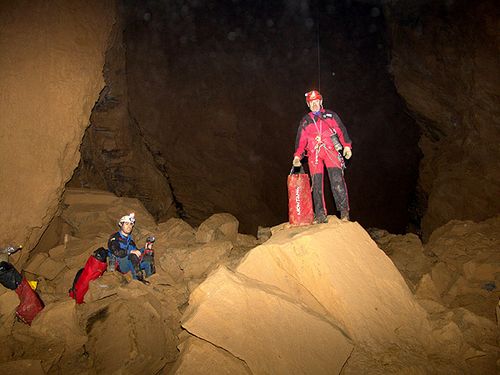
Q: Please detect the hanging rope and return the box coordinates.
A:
[316,6,321,91]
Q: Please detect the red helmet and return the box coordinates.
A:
[305,90,323,103]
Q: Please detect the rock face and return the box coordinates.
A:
[387,0,500,239]
[70,9,176,222]
[0,0,116,255]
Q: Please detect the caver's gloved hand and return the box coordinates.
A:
[292,156,301,167]
[343,146,352,159]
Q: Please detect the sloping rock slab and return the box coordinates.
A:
[181,267,353,375]
[170,336,251,375]
[237,220,432,349]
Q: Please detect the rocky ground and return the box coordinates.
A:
[0,188,498,374]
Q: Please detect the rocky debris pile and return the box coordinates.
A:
[1,188,498,374]
[371,216,500,373]
[172,217,497,374]
[0,188,258,374]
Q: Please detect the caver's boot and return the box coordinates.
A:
[340,210,350,221]
[313,212,328,224]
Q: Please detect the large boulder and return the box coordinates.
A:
[237,220,431,349]
[0,1,116,256]
[85,282,179,374]
[174,218,469,373]
[195,213,239,243]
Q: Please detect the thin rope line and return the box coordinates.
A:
[316,8,321,91]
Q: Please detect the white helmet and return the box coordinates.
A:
[118,212,136,227]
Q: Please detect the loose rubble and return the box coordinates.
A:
[0,189,498,374]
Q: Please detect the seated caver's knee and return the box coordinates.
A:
[128,252,140,265]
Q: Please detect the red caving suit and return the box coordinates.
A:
[294,109,352,218]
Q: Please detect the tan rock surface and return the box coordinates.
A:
[0,291,18,331]
[31,300,87,350]
[158,218,196,245]
[182,267,354,375]
[180,241,233,279]
[85,284,179,375]
[237,219,431,349]
[170,336,252,375]
[0,1,116,256]
[195,213,239,243]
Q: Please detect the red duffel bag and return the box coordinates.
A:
[69,249,107,304]
[287,167,314,226]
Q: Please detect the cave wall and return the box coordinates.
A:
[0,1,115,257]
[387,0,500,239]
[69,8,176,222]
[119,0,420,234]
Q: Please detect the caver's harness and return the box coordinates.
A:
[310,114,346,170]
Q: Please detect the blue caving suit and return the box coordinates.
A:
[108,232,153,279]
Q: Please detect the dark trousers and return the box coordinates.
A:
[311,167,349,217]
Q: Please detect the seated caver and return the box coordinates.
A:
[108,213,154,281]
[0,246,44,325]
[69,213,153,304]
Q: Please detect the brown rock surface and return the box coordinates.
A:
[170,336,251,375]
[424,216,500,321]
[85,284,179,375]
[2,186,497,373]
[70,10,176,222]
[31,300,87,350]
[0,360,44,375]
[195,213,239,243]
[182,267,354,375]
[0,1,115,256]
[238,219,431,349]
[61,188,157,241]
[370,230,434,288]
[387,0,500,239]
